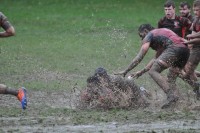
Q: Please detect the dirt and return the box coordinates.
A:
[1,118,200,132]
[0,88,200,133]
[0,68,200,132]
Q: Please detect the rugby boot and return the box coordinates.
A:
[17,87,27,110]
[161,89,179,109]
[193,89,200,100]
[192,81,200,100]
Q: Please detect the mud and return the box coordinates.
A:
[0,68,200,132]
[0,117,200,132]
[80,67,150,110]
[0,89,200,132]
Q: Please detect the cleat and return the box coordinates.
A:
[161,95,179,109]
[193,89,200,100]
[17,87,27,110]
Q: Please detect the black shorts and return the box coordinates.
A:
[158,46,189,69]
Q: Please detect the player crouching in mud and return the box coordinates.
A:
[115,24,190,109]
[79,67,151,109]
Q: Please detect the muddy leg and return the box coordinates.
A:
[148,62,179,109]
[148,62,169,93]
[181,62,200,100]
[163,67,180,108]
[0,84,18,96]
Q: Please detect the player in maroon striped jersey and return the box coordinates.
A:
[182,0,200,100]
[158,0,192,38]
[116,24,190,109]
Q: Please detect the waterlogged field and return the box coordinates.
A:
[0,0,200,132]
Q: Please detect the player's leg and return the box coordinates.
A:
[0,84,27,109]
[148,61,169,93]
[0,84,18,95]
[181,49,200,99]
[149,46,189,108]
[195,70,200,77]
[148,61,179,108]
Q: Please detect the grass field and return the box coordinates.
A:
[0,0,200,132]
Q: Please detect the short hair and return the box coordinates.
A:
[180,1,191,9]
[164,0,175,8]
[138,24,155,33]
[94,67,107,77]
[193,0,200,7]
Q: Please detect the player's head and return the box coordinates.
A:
[193,0,200,18]
[164,0,176,19]
[94,67,107,77]
[87,67,109,85]
[138,24,155,40]
[179,1,191,17]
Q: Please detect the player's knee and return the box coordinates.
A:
[148,69,156,78]
[0,84,7,89]
[184,62,196,72]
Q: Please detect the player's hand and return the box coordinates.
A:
[183,39,190,45]
[187,44,193,49]
[130,71,143,79]
[186,34,194,40]
[114,70,127,77]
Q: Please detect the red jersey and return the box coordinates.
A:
[142,28,187,51]
[158,15,192,38]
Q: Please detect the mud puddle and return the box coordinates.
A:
[1,117,200,133]
[1,89,200,133]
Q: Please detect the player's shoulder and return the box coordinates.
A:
[158,16,166,22]
[193,17,200,26]
[193,17,199,23]
[189,14,195,22]
[178,16,190,22]
[0,12,6,18]
[0,12,5,16]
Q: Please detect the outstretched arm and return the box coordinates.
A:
[0,26,15,37]
[184,38,200,45]
[186,31,200,39]
[0,12,15,37]
[131,58,155,78]
[115,42,150,77]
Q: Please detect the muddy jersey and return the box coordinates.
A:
[192,17,200,32]
[0,12,12,30]
[142,28,187,51]
[158,15,192,38]
[184,14,195,36]
[191,17,200,48]
[187,14,195,22]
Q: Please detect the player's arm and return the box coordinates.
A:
[184,31,200,45]
[0,12,15,37]
[115,42,150,77]
[187,31,200,39]
[184,38,200,45]
[0,26,15,37]
[131,47,163,79]
[131,58,155,78]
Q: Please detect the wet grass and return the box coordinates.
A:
[0,106,199,125]
[0,0,199,132]
[0,0,194,90]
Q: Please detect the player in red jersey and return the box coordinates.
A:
[115,24,190,109]
[179,1,195,36]
[179,1,194,22]
[182,0,200,100]
[158,0,192,38]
